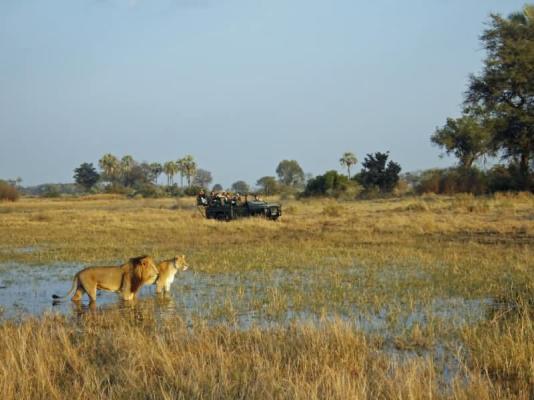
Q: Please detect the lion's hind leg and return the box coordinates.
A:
[86,286,97,303]
[71,280,96,303]
[71,285,85,302]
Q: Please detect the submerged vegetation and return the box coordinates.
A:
[0,194,532,398]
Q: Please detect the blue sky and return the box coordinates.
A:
[0,0,528,187]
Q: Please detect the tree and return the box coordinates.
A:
[176,159,186,187]
[179,155,197,187]
[193,169,213,189]
[212,183,223,192]
[339,152,358,179]
[74,163,100,191]
[256,176,278,195]
[304,170,351,196]
[465,5,534,188]
[276,160,305,187]
[98,153,119,183]
[120,155,135,183]
[231,180,250,193]
[163,161,179,186]
[358,152,401,193]
[124,163,153,188]
[431,115,490,169]
[149,162,163,185]
[0,180,20,201]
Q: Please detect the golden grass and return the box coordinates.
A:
[0,309,530,400]
[0,193,533,398]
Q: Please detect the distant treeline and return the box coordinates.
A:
[1,6,532,201]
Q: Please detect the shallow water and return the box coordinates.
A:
[0,263,491,334]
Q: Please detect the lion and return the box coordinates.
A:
[149,255,189,294]
[52,255,159,303]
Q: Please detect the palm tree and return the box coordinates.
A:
[181,155,197,187]
[163,161,179,186]
[339,152,358,179]
[176,158,185,187]
[119,155,135,186]
[149,162,163,185]
[120,155,135,174]
[98,153,119,183]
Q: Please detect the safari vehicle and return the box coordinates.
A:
[197,194,282,221]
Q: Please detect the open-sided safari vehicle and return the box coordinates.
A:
[197,192,282,221]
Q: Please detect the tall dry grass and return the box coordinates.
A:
[0,309,531,400]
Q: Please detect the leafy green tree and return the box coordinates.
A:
[256,176,278,195]
[358,152,401,193]
[431,115,490,169]
[231,180,250,193]
[193,169,213,189]
[73,163,100,191]
[124,163,153,188]
[98,153,119,183]
[212,183,223,192]
[304,170,350,196]
[465,5,534,188]
[276,160,305,187]
[339,152,358,179]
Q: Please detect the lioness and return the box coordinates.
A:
[52,255,159,303]
[150,255,189,294]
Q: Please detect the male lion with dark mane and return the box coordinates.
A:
[52,255,159,303]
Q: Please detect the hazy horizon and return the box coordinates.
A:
[0,0,527,187]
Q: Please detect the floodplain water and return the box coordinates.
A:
[0,262,506,391]
[0,262,491,333]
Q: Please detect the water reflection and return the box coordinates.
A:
[67,294,180,321]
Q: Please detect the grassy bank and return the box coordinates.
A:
[0,194,533,398]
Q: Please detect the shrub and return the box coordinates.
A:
[416,170,441,194]
[303,170,358,198]
[131,183,166,198]
[104,183,130,195]
[40,184,61,198]
[486,164,532,192]
[416,168,487,195]
[0,181,19,201]
[393,179,411,196]
[164,185,185,197]
[183,185,202,196]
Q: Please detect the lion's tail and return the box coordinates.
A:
[52,274,78,301]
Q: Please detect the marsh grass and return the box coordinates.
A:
[0,309,518,399]
[0,309,531,400]
[0,194,533,398]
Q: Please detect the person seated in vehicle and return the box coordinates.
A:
[217,192,227,206]
[253,194,263,202]
[234,193,242,205]
[230,193,239,206]
[208,191,216,206]
[197,190,208,206]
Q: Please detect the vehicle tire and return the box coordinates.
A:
[216,213,230,221]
